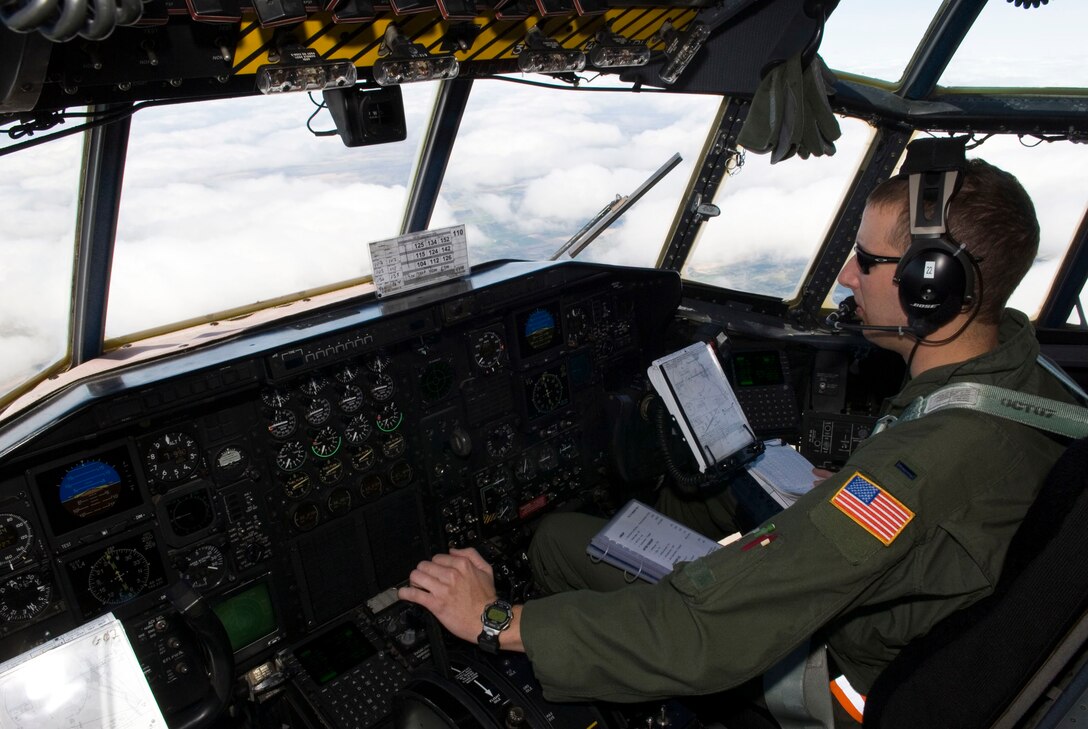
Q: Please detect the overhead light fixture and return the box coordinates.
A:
[588,26,650,69]
[373,24,460,86]
[657,20,710,85]
[518,26,585,74]
[256,45,357,94]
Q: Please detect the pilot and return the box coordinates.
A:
[397,154,1076,726]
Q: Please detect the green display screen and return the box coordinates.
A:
[212,581,278,652]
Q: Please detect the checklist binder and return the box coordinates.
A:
[586,499,724,583]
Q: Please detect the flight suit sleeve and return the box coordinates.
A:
[520,465,920,703]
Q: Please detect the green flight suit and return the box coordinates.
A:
[521,310,1074,702]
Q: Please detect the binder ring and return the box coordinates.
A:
[623,562,643,583]
[588,543,609,564]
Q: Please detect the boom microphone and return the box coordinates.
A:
[826,297,924,337]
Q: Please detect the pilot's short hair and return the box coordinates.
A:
[868,158,1040,325]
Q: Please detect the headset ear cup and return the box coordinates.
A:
[895,241,971,334]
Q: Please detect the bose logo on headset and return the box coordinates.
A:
[893,136,980,338]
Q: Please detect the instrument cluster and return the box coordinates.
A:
[0,262,681,724]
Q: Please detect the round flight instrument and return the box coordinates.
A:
[213,445,248,477]
[523,308,558,352]
[327,487,352,515]
[179,543,226,590]
[282,472,312,500]
[88,547,150,605]
[485,423,516,459]
[261,388,290,408]
[267,409,298,439]
[531,372,565,413]
[298,374,328,396]
[59,459,123,519]
[310,427,342,458]
[368,373,396,402]
[0,514,32,567]
[0,572,52,622]
[165,488,215,537]
[350,445,377,472]
[303,398,332,426]
[335,364,362,383]
[472,330,506,371]
[375,403,403,432]
[344,414,373,445]
[419,360,454,402]
[318,459,344,485]
[338,384,366,413]
[291,503,320,531]
[275,441,307,472]
[145,432,201,483]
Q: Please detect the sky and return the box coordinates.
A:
[1,0,1087,397]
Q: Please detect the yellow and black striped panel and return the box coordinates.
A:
[232,8,697,75]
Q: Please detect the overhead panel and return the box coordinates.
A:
[231,8,697,75]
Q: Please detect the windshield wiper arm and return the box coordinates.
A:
[549,152,682,261]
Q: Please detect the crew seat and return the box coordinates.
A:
[863,436,1088,728]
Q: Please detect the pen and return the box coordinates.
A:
[742,534,777,551]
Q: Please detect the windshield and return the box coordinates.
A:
[1,0,1087,411]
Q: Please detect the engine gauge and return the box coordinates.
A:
[327,487,352,515]
[298,374,329,396]
[389,461,413,487]
[368,373,395,402]
[145,431,201,483]
[318,459,344,485]
[335,364,362,384]
[472,330,506,371]
[261,388,291,408]
[0,572,52,623]
[382,433,406,459]
[0,514,33,567]
[291,503,320,532]
[338,384,366,413]
[365,352,391,373]
[303,398,332,426]
[310,426,342,458]
[275,441,307,472]
[88,547,150,605]
[282,472,312,500]
[360,474,383,500]
[375,403,403,432]
[179,543,226,590]
[267,409,298,439]
[350,445,377,472]
[345,414,373,445]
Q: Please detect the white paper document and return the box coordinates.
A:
[0,613,166,729]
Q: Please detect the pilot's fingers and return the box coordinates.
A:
[449,546,493,574]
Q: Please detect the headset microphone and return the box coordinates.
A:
[825,297,925,337]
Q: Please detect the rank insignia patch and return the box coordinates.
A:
[831,473,914,545]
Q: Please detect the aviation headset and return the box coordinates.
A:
[893,136,979,338]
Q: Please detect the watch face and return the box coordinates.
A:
[485,604,510,623]
[483,600,512,629]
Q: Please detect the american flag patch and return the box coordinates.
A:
[831,473,914,545]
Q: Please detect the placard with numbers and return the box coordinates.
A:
[368,225,470,298]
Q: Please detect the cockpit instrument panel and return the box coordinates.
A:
[0,261,682,724]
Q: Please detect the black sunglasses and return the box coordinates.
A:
[854,244,901,275]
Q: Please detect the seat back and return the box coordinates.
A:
[864,437,1088,729]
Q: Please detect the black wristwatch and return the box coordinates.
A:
[478,599,513,654]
